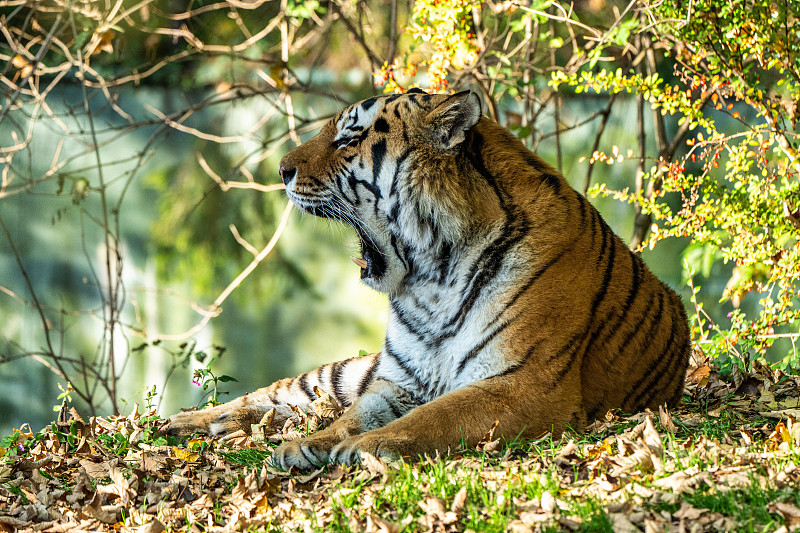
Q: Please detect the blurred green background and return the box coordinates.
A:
[1,0,761,436]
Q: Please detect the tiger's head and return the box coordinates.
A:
[280,89,496,296]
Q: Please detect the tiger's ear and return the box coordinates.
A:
[425,91,482,150]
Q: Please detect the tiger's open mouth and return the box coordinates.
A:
[351,228,386,281]
[305,204,387,281]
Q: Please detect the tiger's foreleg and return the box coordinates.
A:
[273,364,585,469]
[166,352,380,438]
[271,378,423,469]
[335,365,584,465]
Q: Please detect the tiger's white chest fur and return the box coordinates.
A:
[376,227,526,401]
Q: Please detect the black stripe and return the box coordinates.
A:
[442,223,528,333]
[374,117,390,133]
[613,290,666,370]
[588,202,599,245]
[595,213,611,268]
[371,138,387,185]
[390,299,430,342]
[498,338,546,377]
[388,148,411,198]
[425,377,441,399]
[652,351,688,407]
[624,294,679,407]
[331,361,345,406]
[585,250,643,363]
[633,300,690,408]
[576,192,587,224]
[385,396,405,420]
[390,234,408,270]
[547,340,584,386]
[436,241,452,284]
[361,97,378,110]
[520,151,550,174]
[346,169,380,200]
[588,227,617,318]
[630,337,683,409]
[298,373,315,401]
[545,330,585,366]
[539,172,562,194]
[306,175,326,189]
[357,355,379,396]
[456,315,517,375]
[406,292,437,321]
[509,251,566,308]
[384,339,425,391]
[465,131,515,211]
[338,174,358,205]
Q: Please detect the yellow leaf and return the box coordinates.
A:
[269,64,285,89]
[170,446,200,462]
[254,494,270,514]
[93,30,115,55]
[187,437,207,449]
[778,422,792,443]
[12,55,32,78]
[12,55,28,69]
[0,446,5,459]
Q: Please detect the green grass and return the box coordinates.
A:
[4,376,800,533]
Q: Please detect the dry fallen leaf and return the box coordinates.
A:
[652,469,709,493]
[688,364,711,385]
[658,404,678,433]
[672,501,708,520]
[540,491,556,513]
[476,420,501,453]
[311,386,344,419]
[769,502,800,527]
[451,486,467,513]
[366,513,399,533]
[360,451,387,477]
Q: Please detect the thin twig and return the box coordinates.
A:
[583,93,617,196]
[154,202,294,341]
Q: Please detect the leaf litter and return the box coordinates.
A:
[1,361,800,532]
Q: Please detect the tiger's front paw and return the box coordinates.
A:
[165,410,216,438]
[329,432,405,465]
[271,432,340,471]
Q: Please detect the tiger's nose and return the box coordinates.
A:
[280,165,296,185]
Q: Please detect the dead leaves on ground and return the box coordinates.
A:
[2,362,800,532]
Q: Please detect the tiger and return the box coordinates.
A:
[167,88,691,470]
